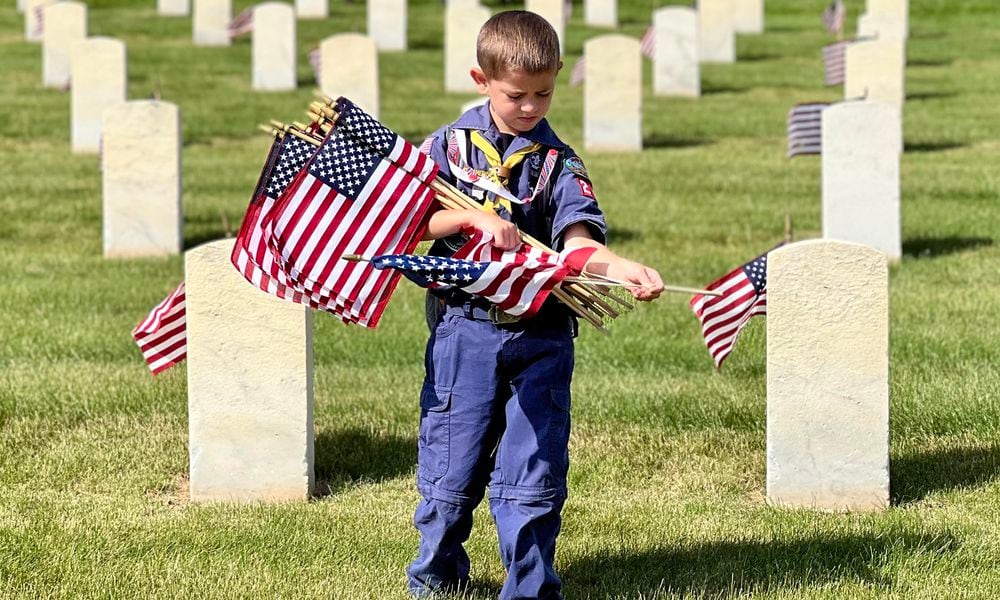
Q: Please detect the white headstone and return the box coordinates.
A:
[102,101,182,258]
[43,2,87,89]
[732,0,764,33]
[584,0,616,28]
[822,101,902,261]
[158,0,189,16]
[193,0,231,46]
[368,0,407,51]
[296,0,327,19]
[24,0,54,42]
[845,39,905,111]
[767,239,889,511]
[320,33,379,119]
[18,0,24,12]
[698,0,735,63]
[866,0,908,36]
[857,12,907,41]
[185,239,315,503]
[584,35,641,152]
[71,37,127,154]
[444,3,490,93]
[653,7,700,97]
[253,3,296,91]
[526,0,564,54]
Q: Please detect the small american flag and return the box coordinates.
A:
[228,7,253,38]
[32,4,45,38]
[263,97,439,327]
[639,25,655,60]
[371,229,595,319]
[786,102,828,158]
[823,40,848,86]
[690,248,777,369]
[308,47,321,83]
[132,282,187,375]
[821,0,846,35]
[569,56,586,87]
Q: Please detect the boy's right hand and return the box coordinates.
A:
[469,210,521,250]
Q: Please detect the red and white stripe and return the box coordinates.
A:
[690,269,766,369]
[266,136,438,327]
[132,283,187,375]
[640,25,655,60]
[528,149,559,203]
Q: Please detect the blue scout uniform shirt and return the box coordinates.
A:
[423,102,608,257]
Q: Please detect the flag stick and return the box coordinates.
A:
[562,277,723,296]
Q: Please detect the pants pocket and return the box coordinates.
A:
[418,384,452,483]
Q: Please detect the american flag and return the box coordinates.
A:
[371,229,595,319]
[569,56,586,87]
[228,7,253,38]
[308,47,321,83]
[639,25,655,59]
[571,26,653,87]
[132,282,187,375]
[32,3,44,38]
[823,40,848,86]
[786,102,828,158]
[690,248,777,369]
[263,97,439,327]
[230,134,341,311]
[821,0,846,35]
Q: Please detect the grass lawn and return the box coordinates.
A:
[2,0,999,597]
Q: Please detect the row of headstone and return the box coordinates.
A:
[42,2,87,89]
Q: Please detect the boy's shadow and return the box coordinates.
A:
[892,443,1000,505]
[563,532,959,596]
[313,427,416,497]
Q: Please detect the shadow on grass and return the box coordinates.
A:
[909,58,953,67]
[563,532,959,596]
[184,229,233,250]
[642,133,714,150]
[904,141,967,153]
[892,443,1000,505]
[738,53,781,63]
[702,84,750,95]
[607,227,641,244]
[313,427,416,497]
[906,91,958,102]
[902,236,993,259]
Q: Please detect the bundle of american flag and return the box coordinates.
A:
[132,95,629,374]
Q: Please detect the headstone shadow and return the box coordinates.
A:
[563,532,960,596]
[902,236,992,259]
[909,58,953,67]
[313,427,416,497]
[903,141,967,153]
[702,83,750,95]
[642,133,714,149]
[906,91,958,101]
[892,444,1000,505]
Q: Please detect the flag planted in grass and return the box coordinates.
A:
[690,247,779,369]
[132,282,186,375]
[368,229,597,319]
[821,0,846,35]
[262,97,439,327]
[786,102,828,158]
[228,8,253,38]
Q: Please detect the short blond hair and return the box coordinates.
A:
[476,11,561,79]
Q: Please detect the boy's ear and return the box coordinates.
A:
[557,60,564,73]
[470,67,489,93]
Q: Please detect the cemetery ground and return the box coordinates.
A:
[1,0,999,597]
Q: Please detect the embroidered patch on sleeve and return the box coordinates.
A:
[575,177,595,199]
[564,156,590,180]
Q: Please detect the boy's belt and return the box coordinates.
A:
[442,295,575,333]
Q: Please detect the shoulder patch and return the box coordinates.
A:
[564,156,589,180]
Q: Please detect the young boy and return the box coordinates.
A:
[409,11,664,599]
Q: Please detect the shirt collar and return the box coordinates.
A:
[453,101,568,150]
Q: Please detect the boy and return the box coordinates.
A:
[410,11,664,599]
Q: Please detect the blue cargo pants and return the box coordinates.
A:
[407,300,575,600]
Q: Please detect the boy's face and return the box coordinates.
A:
[471,66,560,135]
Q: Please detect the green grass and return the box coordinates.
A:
[2,0,999,597]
